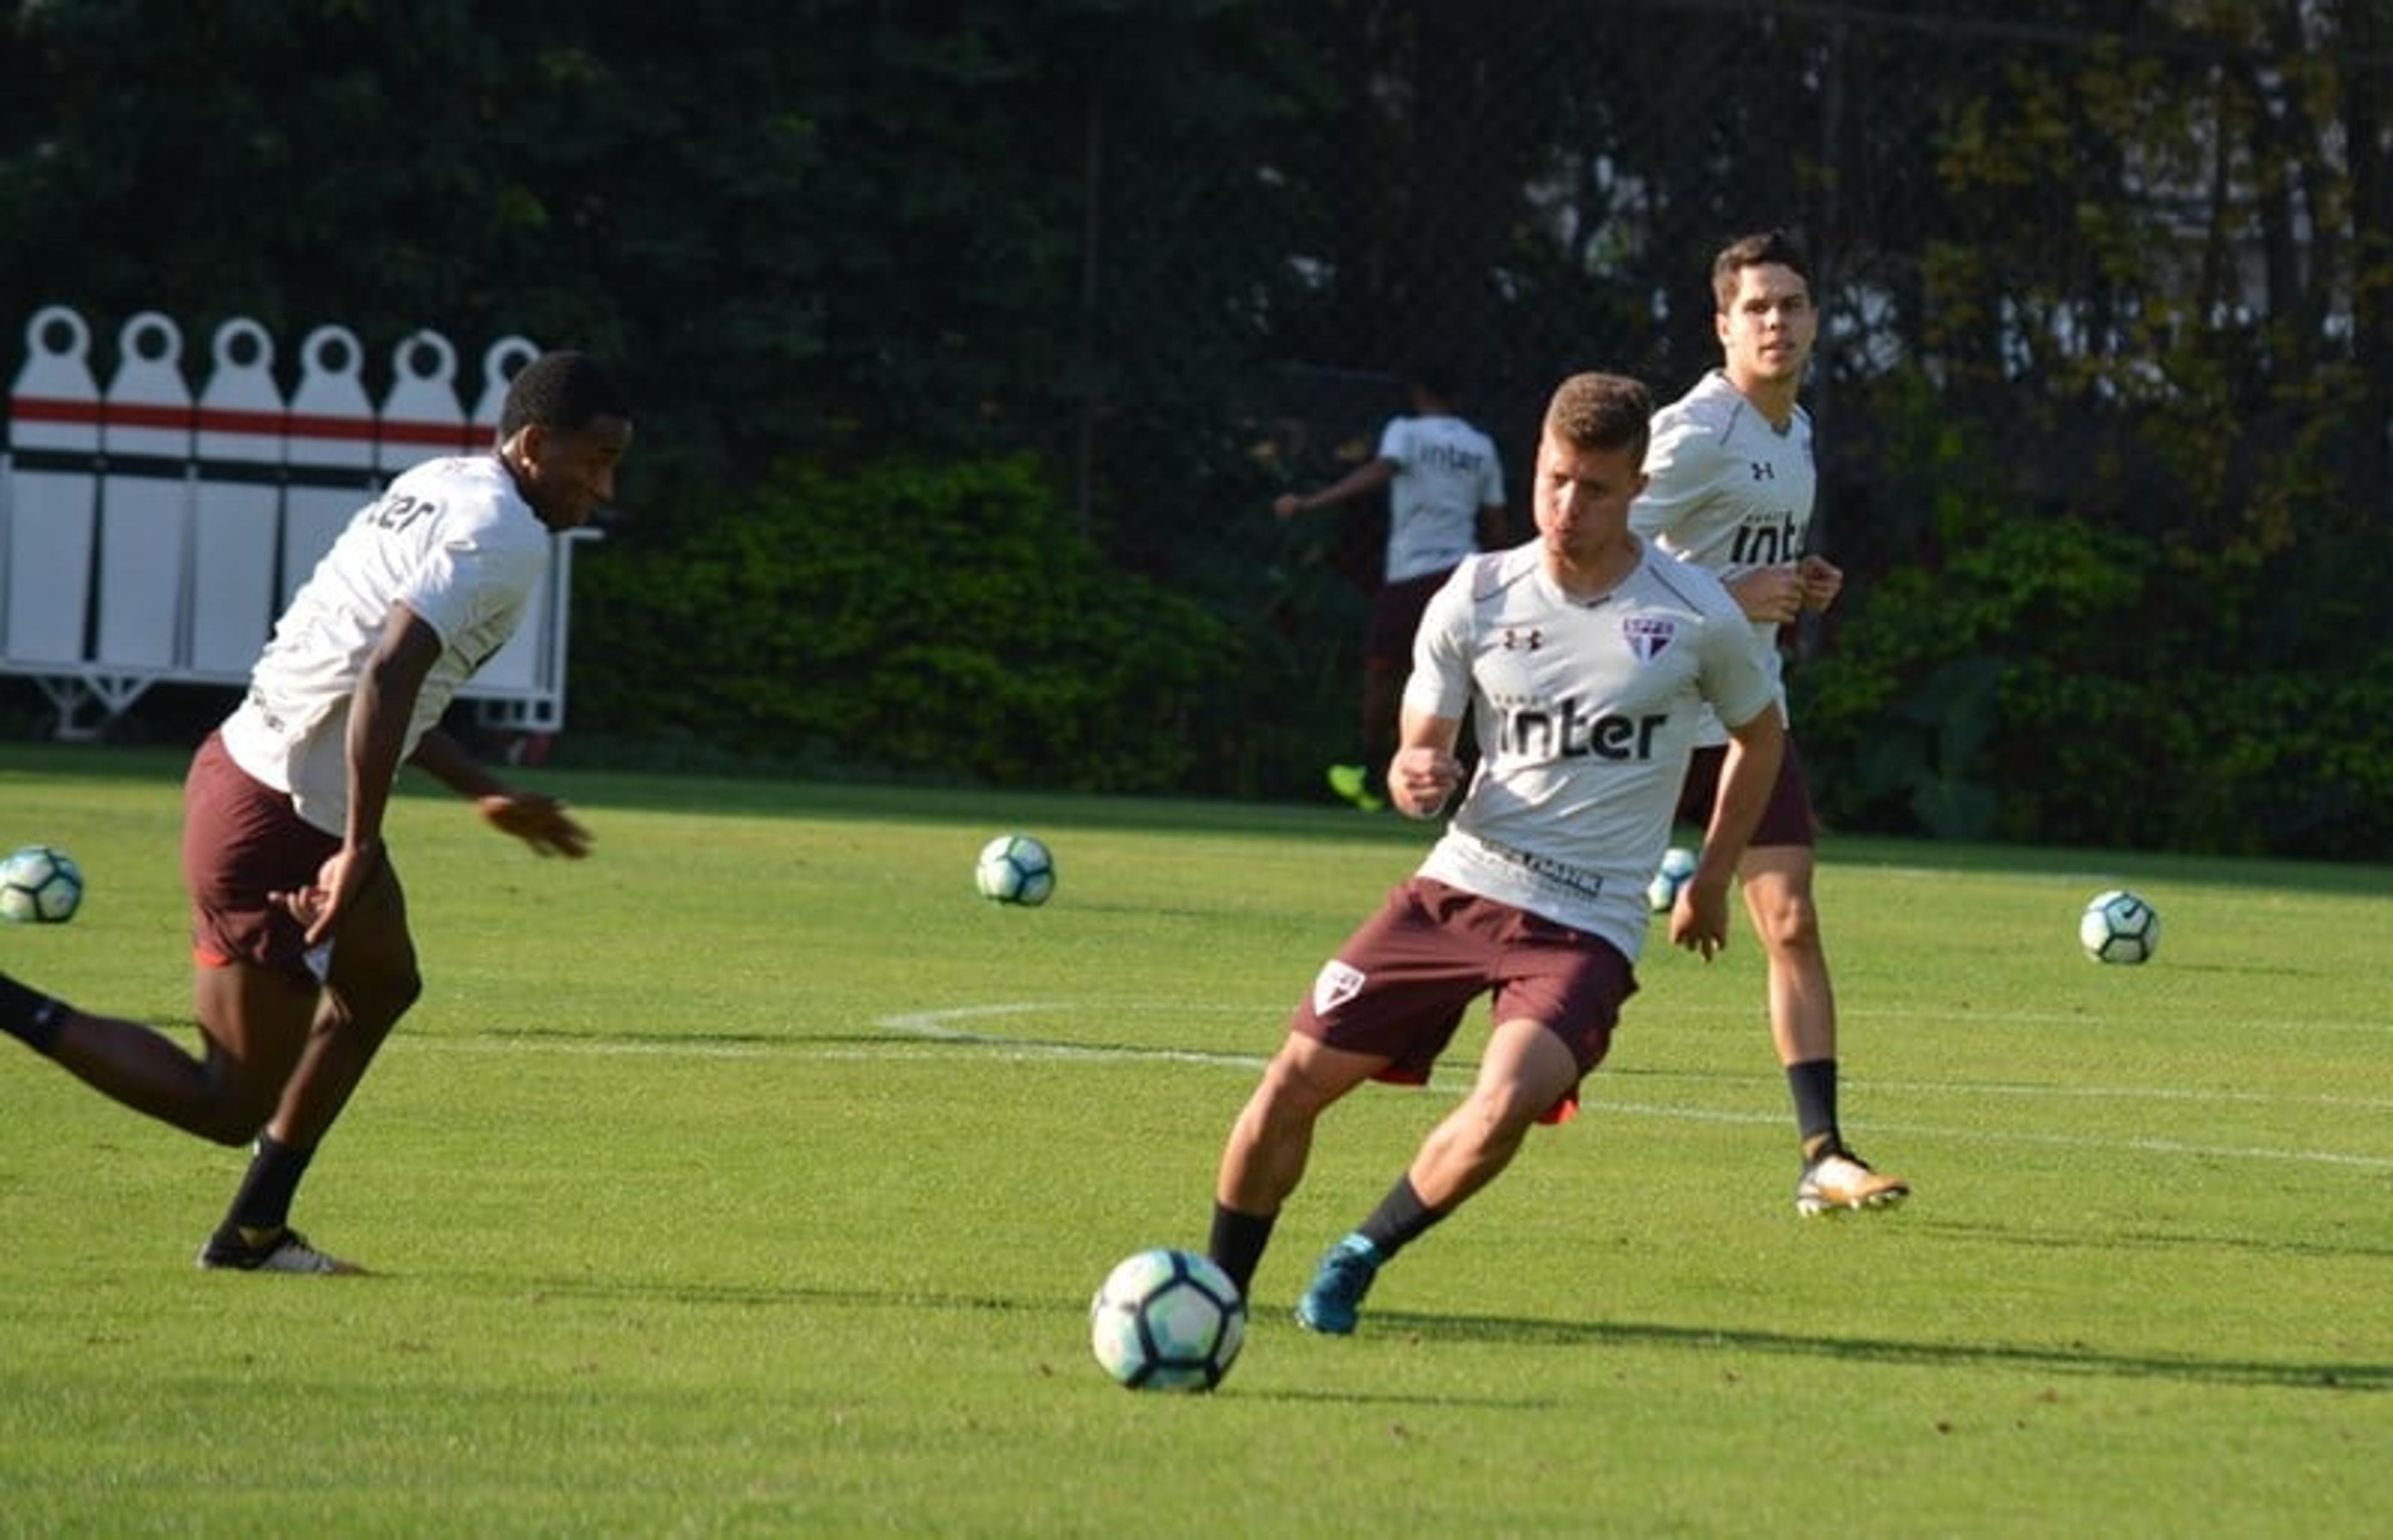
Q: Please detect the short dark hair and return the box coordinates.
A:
[1409,358,1463,404]
[499,351,630,440]
[1711,229,1813,310]
[1542,371,1652,464]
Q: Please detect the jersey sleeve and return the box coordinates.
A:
[1629,411,1725,542]
[398,526,545,649]
[1476,438,1506,510]
[1400,561,1479,722]
[1696,597,1779,730]
[1375,416,1411,470]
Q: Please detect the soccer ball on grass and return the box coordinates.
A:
[1089,1247,1246,1392]
[975,834,1056,906]
[2079,888,2159,964]
[0,844,84,924]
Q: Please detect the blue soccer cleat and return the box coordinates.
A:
[1294,1233,1383,1335]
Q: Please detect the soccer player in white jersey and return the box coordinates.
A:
[0,351,631,1273]
[1273,367,1507,811]
[1208,371,1787,1334]
[1632,230,1909,1216]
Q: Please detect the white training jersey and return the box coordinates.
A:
[217,455,552,836]
[1376,413,1506,582]
[1404,542,1778,959]
[1630,368,1815,744]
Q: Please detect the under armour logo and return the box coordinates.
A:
[1500,627,1544,652]
[1751,462,1775,481]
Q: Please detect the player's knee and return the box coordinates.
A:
[1753,890,1822,955]
[330,965,422,1035]
[1258,1053,1338,1120]
[1457,1085,1540,1153]
[196,1115,265,1148]
[188,1070,279,1146]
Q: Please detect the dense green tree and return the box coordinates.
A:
[0,1,2383,852]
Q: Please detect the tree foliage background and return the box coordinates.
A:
[1,0,2387,858]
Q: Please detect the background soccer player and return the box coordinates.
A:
[1273,366,1507,812]
[0,352,632,1272]
[1631,230,1909,1215]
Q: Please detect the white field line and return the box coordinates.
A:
[889,998,2393,1041]
[406,1002,2393,1171]
[1838,1008,2392,1036]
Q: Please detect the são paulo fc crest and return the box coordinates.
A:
[1312,959,1365,1017]
[1622,616,1678,662]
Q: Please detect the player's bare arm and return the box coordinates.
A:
[409,728,592,859]
[1273,457,1397,520]
[1386,705,1464,819]
[286,605,445,944]
[1672,705,1787,959]
[475,794,591,858]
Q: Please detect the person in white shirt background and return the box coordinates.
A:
[1274,364,1507,812]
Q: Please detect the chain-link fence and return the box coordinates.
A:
[1054,0,2392,835]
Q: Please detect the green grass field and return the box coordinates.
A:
[1,743,2386,1536]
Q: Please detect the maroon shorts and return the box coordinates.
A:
[1292,877,1638,1123]
[1364,568,1456,667]
[182,731,342,971]
[1674,737,1817,849]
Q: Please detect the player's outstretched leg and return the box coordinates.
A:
[0,971,68,1054]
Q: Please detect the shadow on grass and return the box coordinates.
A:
[500,1277,2384,1395]
[1364,1309,2387,1392]
[1904,1217,2393,1265]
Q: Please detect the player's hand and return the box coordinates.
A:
[1387,746,1463,819]
[1798,554,1843,612]
[269,863,330,935]
[1669,873,1734,960]
[275,842,381,948]
[1732,565,1808,625]
[1271,492,1306,521]
[478,791,593,858]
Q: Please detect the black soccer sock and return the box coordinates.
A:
[0,974,68,1055]
[1207,1204,1276,1295]
[1789,1058,1840,1159]
[1355,1174,1446,1259]
[214,1134,317,1244]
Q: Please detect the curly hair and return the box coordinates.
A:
[498,351,631,440]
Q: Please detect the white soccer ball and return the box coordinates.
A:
[2079,888,2159,964]
[1646,845,1698,915]
[0,844,84,924]
[1089,1247,1246,1392]
[975,834,1056,906]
